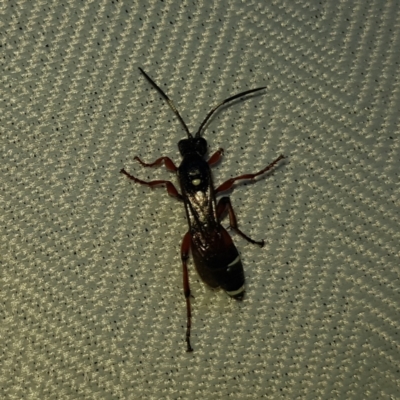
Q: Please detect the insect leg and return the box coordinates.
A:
[215,154,285,193]
[181,231,193,352]
[120,168,182,200]
[207,148,224,166]
[134,156,178,172]
[216,197,264,247]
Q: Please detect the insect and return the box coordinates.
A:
[121,67,284,352]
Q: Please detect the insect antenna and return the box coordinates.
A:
[195,86,266,137]
[139,68,192,139]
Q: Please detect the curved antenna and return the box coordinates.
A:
[139,68,192,138]
[195,86,266,137]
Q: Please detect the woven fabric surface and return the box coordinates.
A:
[1,1,399,399]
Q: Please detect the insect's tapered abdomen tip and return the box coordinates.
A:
[233,292,245,301]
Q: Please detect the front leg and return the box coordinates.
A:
[134,156,178,172]
[120,168,182,200]
[207,148,224,166]
[216,196,264,247]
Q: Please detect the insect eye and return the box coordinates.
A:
[178,139,190,156]
[194,138,207,156]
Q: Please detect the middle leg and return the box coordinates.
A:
[120,168,182,200]
[215,154,284,193]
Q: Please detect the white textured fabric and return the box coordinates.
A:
[1,1,399,399]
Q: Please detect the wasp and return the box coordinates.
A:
[121,68,284,352]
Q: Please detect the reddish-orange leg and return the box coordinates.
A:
[207,148,224,166]
[121,160,192,350]
[120,168,182,200]
[216,197,264,247]
[214,154,285,246]
[215,154,285,193]
[134,156,178,172]
[121,155,180,198]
